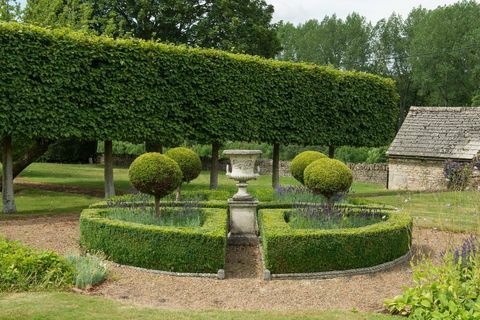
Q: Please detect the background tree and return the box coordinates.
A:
[408,1,480,106]
[0,0,20,21]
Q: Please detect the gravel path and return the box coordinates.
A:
[0,214,469,312]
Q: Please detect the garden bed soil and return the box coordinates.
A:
[0,213,470,312]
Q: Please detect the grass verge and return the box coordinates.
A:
[0,292,399,320]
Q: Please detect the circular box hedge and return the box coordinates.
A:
[259,209,412,274]
[80,207,227,273]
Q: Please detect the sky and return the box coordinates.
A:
[266,0,460,24]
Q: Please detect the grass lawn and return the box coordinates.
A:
[17,163,386,199]
[0,187,100,216]
[0,292,399,320]
[8,163,480,232]
[364,191,480,233]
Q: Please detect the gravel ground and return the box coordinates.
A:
[0,213,470,312]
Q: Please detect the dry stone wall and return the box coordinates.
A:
[97,154,389,186]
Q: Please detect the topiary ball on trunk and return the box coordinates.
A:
[165,147,202,183]
[129,153,182,200]
[304,158,353,199]
[290,151,327,184]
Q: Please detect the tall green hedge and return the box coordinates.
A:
[80,208,227,273]
[0,23,398,146]
[259,209,412,274]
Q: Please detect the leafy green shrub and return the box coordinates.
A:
[0,239,73,291]
[66,254,107,289]
[80,207,227,273]
[165,147,202,201]
[304,158,353,200]
[129,153,182,215]
[385,241,480,319]
[259,209,412,273]
[290,151,327,184]
[97,141,145,156]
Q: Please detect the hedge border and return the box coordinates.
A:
[80,207,227,274]
[0,22,398,146]
[259,244,411,280]
[259,209,412,274]
[89,200,397,211]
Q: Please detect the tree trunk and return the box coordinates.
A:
[2,136,16,214]
[0,139,51,192]
[104,140,115,199]
[145,141,163,153]
[209,142,220,190]
[154,196,161,216]
[272,143,280,189]
[328,145,335,159]
[175,185,181,202]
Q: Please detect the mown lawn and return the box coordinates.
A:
[363,191,480,232]
[0,292,399,320]
[17,163,386,198]
[0,187,100,216]
[6,162,480,232]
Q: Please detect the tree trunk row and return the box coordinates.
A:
[2,136,16,213]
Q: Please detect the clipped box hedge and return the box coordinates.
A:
[259,209,412,274]
[80,208,227,273]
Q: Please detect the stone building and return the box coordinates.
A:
[387,107,480,191]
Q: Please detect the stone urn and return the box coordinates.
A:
[222,150,262,244]
[223,149,262,201]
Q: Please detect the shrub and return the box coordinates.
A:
[259,209,412,273]
[165,147,202,201]
[80,207,227,273]
[385,237,480,319]
[0,239,73,291]
[129,153,182,215]
[290,151,327,184]
[304,158,353,201]
[66,254,108,289]
[443,160,472,191]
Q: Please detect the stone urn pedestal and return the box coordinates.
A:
[223,150,262,246]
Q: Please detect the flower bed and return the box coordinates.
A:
[80,207,227,274]
[259,209,412,274]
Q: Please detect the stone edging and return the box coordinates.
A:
[259,243,411,281]
[112,262,225,280]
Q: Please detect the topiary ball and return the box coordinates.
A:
[290,151,327,184]
[129,153,182,199]
[165,147,202,183]
[304,158,353,199]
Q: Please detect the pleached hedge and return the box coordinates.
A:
[259,209,412,274]
[80,208,227,273]
[0,23,398,146]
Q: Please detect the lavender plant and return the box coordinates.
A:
[443,160,472,191]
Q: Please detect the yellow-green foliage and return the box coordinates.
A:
[165,147,202,183]
[304,158,353,198]
[0,239,74,291]
[290,151,327,184]
[80,208,227,273]
[259,209,412,273]
[128,153,182,199]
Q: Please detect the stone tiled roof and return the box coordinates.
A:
[387,107,480,160]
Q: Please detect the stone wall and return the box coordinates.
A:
[347,163,388,186]
[388,158,447,191]
[97,154,389,185]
